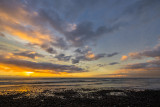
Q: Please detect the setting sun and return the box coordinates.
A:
[25,72,34,76]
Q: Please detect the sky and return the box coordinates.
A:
[0,0,160,78]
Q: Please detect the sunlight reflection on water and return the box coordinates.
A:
[0,78,160,96]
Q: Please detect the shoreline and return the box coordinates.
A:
[0,88,160,107]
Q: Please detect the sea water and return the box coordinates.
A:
[0,78,160,93]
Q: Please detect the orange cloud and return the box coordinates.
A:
[2,24,52,45]
[3,51,43,60]
[0,53,86,77]
[86,51,95,59]
[0,3,55,51]
[121,55,128,61]
[0,63,69,77]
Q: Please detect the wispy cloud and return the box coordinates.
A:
[0,54,86,73]
[55,54,71,62]
[119,42,160,77]
[109,62,119,65]
[107,52,119,57]
[121,43,160,60]
[13,51,44,59]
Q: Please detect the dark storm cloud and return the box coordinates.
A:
[109,62,119,65]
[0,55,86,73]
[13,51,44,59]
[55,54,71,62]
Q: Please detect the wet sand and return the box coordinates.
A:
[0,88,160,107]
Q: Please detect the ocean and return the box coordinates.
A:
[0,78,160,93]
[1,78,160,106]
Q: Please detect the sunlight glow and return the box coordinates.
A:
[25,72,34,76]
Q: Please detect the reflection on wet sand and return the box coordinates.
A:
[1,88,160,106]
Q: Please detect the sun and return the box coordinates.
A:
[25,72,34,76]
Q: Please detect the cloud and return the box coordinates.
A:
[121,55,128,61]
[55,54,71,62]
[51,37,68,49]
[123,63,148,70]
[123,59,160,70]
[27,0,109,22]
[107,52,119,57]
[0,32,5,37]
[45,47,57,54]
[92,53,106,60]
[40,44,57,54]
[74,47,91,55]
[73,47,119,64]
[37,5,120,47]
[109,62,119,65]
[92,73,128,78]
[13,51,44,59]
[72,53,106,64]
[0,0,122,56]
[0,0,69,54]
[1,0,159,53]
[96,62,119,68]
[122,43,160,60]
[72,59,80,64]
[0,55,86,73]
[65,21,119,47]
[114,0,160,25]
[124,0,160,16]
[97,64,107,67]
[119,42,160,77]
[38,9,66,34]
[0,44,7,50]
[0,0,51,45]
[73,47,106,64]
[130,44,160,59]
[116,59,160,77]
